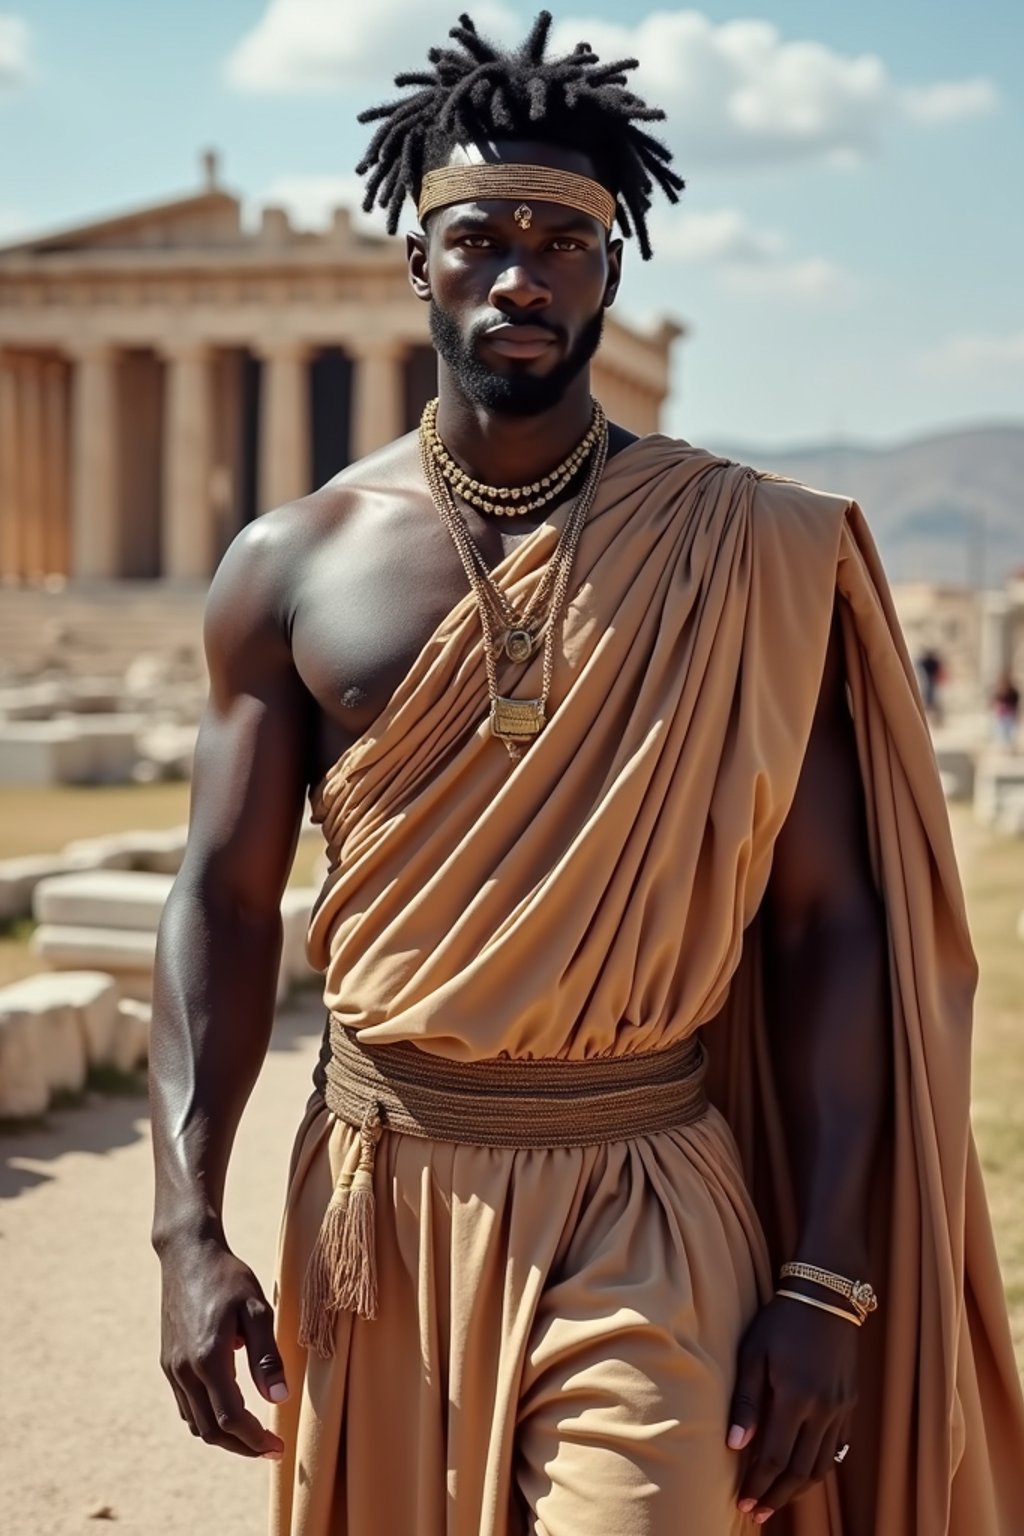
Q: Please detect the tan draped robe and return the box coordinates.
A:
[270,437,1024,1535]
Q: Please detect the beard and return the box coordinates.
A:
[429,301,605,417]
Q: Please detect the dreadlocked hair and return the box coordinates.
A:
[355,10,685,261]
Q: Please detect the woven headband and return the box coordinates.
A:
[417,164,616,231]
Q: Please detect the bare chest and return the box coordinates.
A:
[291,492,546,785]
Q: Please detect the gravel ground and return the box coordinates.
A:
[2,996,323,1536]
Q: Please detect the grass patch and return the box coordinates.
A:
[86,1062,147,1097]
[0,782,191,861]
[950,804,1024,1375]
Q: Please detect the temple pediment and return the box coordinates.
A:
[0,190,244,259]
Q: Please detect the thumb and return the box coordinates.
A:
[239,1291,289,1405]
[727,1344,765,1451]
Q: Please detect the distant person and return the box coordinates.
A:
[992,670,1021,751]
[149,12,1024,1536]
[916,646,945,724]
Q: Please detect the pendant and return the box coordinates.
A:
[504,628,536,663]
[490,696,545,744]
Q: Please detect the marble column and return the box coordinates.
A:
[349,338,406,461]
[257,340,310,513]
[20,356,46,580]
[69,343,120,579]
[0,350,21,582]
[979,592,1012,693]
[161,341,214,579]
[43,358,71,578]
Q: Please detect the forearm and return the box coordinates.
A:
[766,895,890,1275]
[149,881,283,1254]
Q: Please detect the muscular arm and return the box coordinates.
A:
[149,520,312,1458]
[732,600,890,1521]
[763,601,889,1278]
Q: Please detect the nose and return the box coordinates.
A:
[488,261,551,313]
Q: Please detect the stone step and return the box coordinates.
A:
[33,870,174,932]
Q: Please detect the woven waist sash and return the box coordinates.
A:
[299,1017,709,1358]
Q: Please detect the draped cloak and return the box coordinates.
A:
[271,436,1024,1535]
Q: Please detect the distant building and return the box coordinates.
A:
[0,152,684,585]
[892,575,1024,705]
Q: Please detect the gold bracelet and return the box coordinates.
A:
[779,1262,878,1323]
[776,1288,863,1326]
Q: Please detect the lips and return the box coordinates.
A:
[484,324,558,360]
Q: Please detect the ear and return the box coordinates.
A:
[603,238,624,309]
[407,230,431,302]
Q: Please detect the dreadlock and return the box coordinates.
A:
[356,10,684,261]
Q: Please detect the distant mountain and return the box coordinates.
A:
[703,423,1024,586]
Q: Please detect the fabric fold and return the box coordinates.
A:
[274,437,1023,1535]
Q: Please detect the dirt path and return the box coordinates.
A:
[2,997,323,1536]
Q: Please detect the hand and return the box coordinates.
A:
[726,1292,859,1524]
[159,1234,289,1459]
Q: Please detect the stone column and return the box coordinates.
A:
[43,358,71,578]
[0,350,20,582]
[20,356,46,581]
[979,592,1012,693]
[257,340,310,513]
[161,341,214,579]
[349,338,406,462]
[69,343,120,579]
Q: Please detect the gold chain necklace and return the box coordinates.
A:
[419,404,609,758]
[422,397,602,518]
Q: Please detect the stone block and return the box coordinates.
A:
[135,722,198,782]
[64,676,124,714]
[0,1007,49,1117]
[0,971,118,1065]
[0,853,76,924]
[973,757,1024,825]
[31,924,157,1002]
[111,997,151,1071]
[127,825,188,875]
[0,718,141,786]
[61,826,187,876]
[33,870,174,932]
[0,681,71,720]
[0,985,87,1097]
[934,747,975,803]
[59,836,138,873]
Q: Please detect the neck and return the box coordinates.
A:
[433,368,595,487]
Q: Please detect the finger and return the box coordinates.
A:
[239,1293,290,1406]
[738,1393,803,1510]
[185,1374,262,1459]
[754,1419,828,1519]
[170,1379,198,1434]
[728,1346,767,1452]
[811,1415,847,1484]
[193,1339,284,1458]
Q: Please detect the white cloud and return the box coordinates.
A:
[652,207,784,264]
[901,78,999,124]
[225,5,1000,172]
[0,13,30,91]
[922,332,1024,378]
[651,206,852,301]
[226,0,517,93]
[548,11,998,168]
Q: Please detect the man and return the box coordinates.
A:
[150,13,1024,1535]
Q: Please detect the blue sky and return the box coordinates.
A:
[1,0,1021,447]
